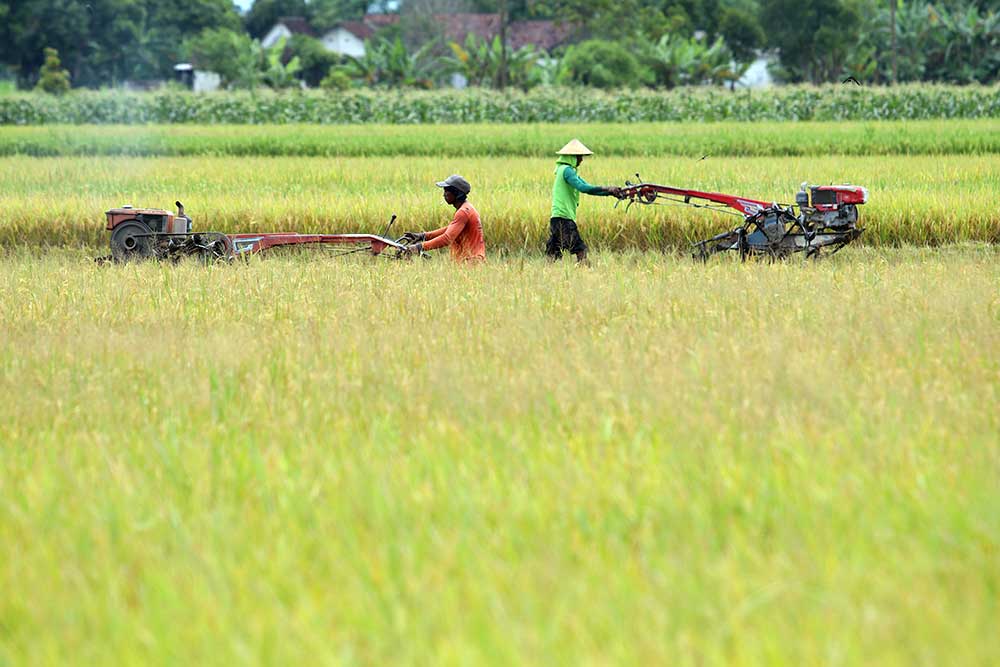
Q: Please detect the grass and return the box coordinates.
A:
[1,247,998,665]
[1,154,997,250]
[0,120,998,157]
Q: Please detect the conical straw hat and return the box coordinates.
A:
[556,139,594,155]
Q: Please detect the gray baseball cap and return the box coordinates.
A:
[435,174,471,195]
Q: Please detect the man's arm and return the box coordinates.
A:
[421,209,468,251]
[423,226,448,240]
[563,166,612,196]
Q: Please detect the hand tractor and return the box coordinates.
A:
[616,179,868,260]
[102,201,410,262]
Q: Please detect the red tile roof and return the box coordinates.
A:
[276,16,315,37]
[363,14,400,29]
[338,21,375,40]
[439,13,501,43]
[508,20,573,52]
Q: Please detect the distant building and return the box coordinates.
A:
[736,53,775,89]
[318,21,375,58]
[261,16,316,48]
[173,63,221,92]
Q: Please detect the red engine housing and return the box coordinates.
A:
[808,185,868,207]
[105,206,189,234]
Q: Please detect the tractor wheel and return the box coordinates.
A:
[110,221,155,262]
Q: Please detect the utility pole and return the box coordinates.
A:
[890,0,898,84]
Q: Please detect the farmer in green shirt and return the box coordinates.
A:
[547,139,621,264]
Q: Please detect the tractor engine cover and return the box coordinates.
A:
[105,205,189,234]
[796,184,868,209]
[795,184,866,230]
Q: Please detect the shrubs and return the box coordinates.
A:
[558,41,651,89]
[320,69,352,91]
[0,85,998,125]
[35,48,71,95]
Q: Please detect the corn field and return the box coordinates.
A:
[1,85,998,125]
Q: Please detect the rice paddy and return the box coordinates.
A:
[0,152,997,251]
[0,120,997,665]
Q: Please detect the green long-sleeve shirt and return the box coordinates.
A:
[551,156,610,221]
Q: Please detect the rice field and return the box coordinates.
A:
[1,119,998,665]
[1,247,998,665]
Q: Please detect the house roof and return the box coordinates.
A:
[508,20,573,52]
[337,21,375,40]
[435,14,572,52]
[363,13,400,29]
[440,13,501,43]
[276,16,315,37]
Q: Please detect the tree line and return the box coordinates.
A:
[3,0,999,92]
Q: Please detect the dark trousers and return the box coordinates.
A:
[546,217,587,258]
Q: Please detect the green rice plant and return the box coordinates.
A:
[0,120,997,157]
[1,155,996,251]
[0,248,997,664]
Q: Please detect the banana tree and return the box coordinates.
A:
[344,36,436,88]
[261,36,301,89]
[445,34,540,89]
[645,34,740,88]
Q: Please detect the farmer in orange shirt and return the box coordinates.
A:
[403,175,485,263]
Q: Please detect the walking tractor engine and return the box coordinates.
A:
[105,201,232,262]
[615,177,869,260]
[796,183,867,231]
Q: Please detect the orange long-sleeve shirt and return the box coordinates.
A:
[422,201,485,262]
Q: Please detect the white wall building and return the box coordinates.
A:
[319,24,372,58]
[173,63,221,92]
[262,17,372,58]
[261,17,316,49]
[736,54,775,89]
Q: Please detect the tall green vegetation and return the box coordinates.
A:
[761,0,862,84]
[338,36,437,88]
[0,0,242,87]
[184,28,262,90]
[1,0,996,90]
[558,40,651,89]
[849,0,1000,84]
[445,35,543,90]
